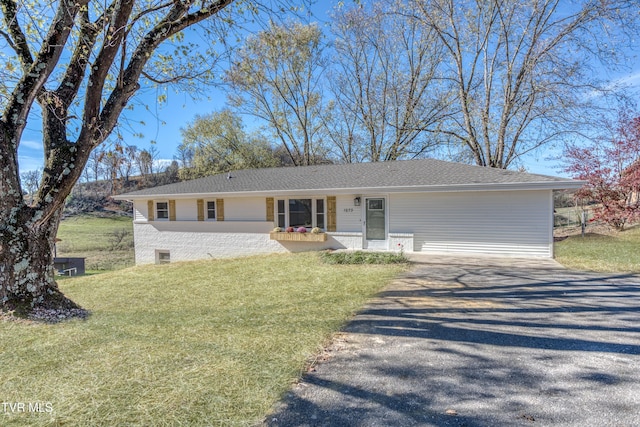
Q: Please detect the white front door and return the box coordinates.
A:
[363,197,387,250]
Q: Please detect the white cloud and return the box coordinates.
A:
[607,70,640,90]
[20,139,42,150]
[154,158,174,171]
[18,155,43,173]
[18,138,44,173]
[585,69,640,100]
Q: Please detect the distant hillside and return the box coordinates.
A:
[65,168,181,217]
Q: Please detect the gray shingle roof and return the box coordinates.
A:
[115,159,582,199]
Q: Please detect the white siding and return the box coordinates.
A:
[130,190,554,263]
[389,190,553,257]
[176,199,197,221]
[133,197,267,222]
[225,198,267,221]
[336,195,362,232]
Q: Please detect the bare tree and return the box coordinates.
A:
[146,145,161,176]
[86,149,105,182]
[175,143,194,169]
[411,0,640,168]
[136,148,153,180]
[226,21,329,166]
[103,144,128,195]
[119,145,138,184]
[0,0,308,316]
[20,169,42,204]
[329,1,452,162]
[320,98,365,163]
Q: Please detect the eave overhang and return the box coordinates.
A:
[113,180,586,201]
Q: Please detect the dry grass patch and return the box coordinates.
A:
[0,252,406,426]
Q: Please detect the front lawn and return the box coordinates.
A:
[0,253,406,426]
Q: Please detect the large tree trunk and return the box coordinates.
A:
[1,105,87,320]
[0,203,84,319]
[1,0,239,320]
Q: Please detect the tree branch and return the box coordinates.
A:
[2,0,87,150]
[81,0,137,134]
[93,0,234,145]
[0,0,34,68]
[0,28,17,53]
[54,3,114,107]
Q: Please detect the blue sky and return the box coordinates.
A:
[16,1,640,178]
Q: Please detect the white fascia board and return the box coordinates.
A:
[114,180,585,201]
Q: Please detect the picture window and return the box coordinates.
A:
[276,198,326,229]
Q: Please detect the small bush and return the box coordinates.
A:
[108,228,133,251]
[320,250,409,265]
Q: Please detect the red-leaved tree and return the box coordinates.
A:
[563,113,640,230]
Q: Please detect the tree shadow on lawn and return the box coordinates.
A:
[265,262,640,426]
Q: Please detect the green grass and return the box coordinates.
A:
[555,225,640,272]
[56,214,134,271]
[0,253,406,426]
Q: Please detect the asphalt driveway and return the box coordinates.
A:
[265,255,640,426]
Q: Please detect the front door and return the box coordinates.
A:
[364,197,387,249]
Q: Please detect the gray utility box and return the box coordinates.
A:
[53,257,86,276]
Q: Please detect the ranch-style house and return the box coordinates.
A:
[114,159,583,264]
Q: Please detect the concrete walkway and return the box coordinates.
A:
[265,255,640,426]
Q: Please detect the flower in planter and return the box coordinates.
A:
[273,227,282,232]
[297,227,307,233]
[286,227,295,233]
[311,227,321,234]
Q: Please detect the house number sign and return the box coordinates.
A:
[343,208,354,213]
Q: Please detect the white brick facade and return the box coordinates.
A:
[132,221,364,264]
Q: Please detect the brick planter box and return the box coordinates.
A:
[270,232,327,242]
